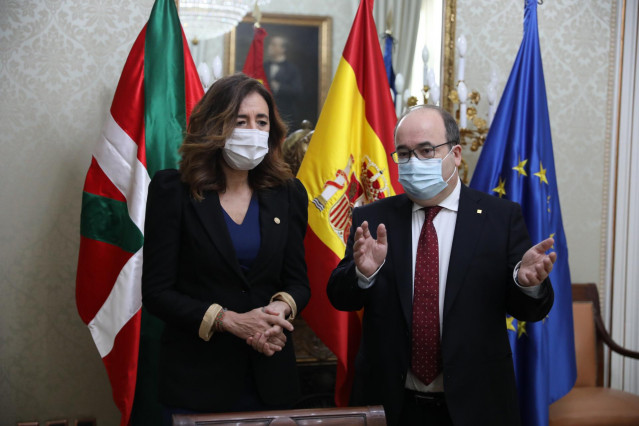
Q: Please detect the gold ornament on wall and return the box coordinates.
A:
[447,87,490,183]
[400,29,500,185]
[447,33,500,184]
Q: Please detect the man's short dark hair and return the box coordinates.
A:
[394,104,460,147]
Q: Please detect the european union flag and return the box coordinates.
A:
[469,1,577,425]
[382,33,396,99]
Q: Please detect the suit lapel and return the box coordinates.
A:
[386,194,414,328]
[190,191,247,283]
[444,185,485,317]
[247,186,287,280]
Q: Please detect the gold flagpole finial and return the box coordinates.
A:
[385,9,393,35]
[253,1,262,28]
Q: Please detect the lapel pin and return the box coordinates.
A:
[476,209,483,214]
[274,217,281,224]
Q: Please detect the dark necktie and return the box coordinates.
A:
[411,205,443,385]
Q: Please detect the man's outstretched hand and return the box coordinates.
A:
[353,221,388,277]
[518,238,557,287]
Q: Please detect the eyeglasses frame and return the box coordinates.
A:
[391,141,455,164]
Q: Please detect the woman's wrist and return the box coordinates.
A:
[269,292,297,320]
[213,307,228,332]
[199,303,224,341]
[267,300,291,318]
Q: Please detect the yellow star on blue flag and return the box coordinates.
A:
[534,162,548,184]
[492,177,507,198]
[513,157,528,176]
[517,320,527,338]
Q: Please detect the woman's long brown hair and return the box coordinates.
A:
[179,73,292,200]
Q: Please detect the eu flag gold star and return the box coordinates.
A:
[517,320,527,338]
[534,162,548,184]
[549,233,555,248]
[506,316,516,332]
[512,157,528,177]
[492,177,506,198]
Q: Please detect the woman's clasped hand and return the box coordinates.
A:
[225,303,294,356]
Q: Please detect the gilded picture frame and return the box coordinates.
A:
[442,0,457,114]
[225,13,332,132]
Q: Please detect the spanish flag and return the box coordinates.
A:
[297,0,400,406]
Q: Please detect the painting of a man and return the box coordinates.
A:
[264,35,303,130]
[230,16,326,134]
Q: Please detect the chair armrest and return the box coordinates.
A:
[573,283,639,360]
[594,314,639,359]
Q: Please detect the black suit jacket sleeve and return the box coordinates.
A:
[326,205,368,312]
[142,169,210,335]
[279,178,311,312]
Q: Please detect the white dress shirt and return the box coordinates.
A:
[404,179,460,392]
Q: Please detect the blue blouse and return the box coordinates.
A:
[222,195,261,271]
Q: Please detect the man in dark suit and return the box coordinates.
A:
[327,105,556,426]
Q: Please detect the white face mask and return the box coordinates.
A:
[222,128,270,170]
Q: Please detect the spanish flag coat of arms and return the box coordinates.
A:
[297,0,401,406]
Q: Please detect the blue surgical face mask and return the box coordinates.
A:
[398,149,456,200]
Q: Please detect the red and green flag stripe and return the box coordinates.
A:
[75,0,203,424]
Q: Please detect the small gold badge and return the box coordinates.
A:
[274,217,280,224]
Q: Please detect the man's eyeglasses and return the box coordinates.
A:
[391,142,453,164]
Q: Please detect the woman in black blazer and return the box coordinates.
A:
[142,74,310,421]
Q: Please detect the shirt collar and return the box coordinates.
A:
[411,177,461,213]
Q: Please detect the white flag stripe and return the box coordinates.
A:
[88,114,150,357]
[94,114,151,231]
[88,249,144,357]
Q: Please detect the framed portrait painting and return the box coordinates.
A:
[225,14,332,132]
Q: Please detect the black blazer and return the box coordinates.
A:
[327,184,554,426]
[142,169,310,412]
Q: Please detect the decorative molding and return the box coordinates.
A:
[600,0,619,323]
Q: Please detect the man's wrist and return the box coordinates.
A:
[513,261,522,285]
[356,260,385,281]
[513,260,546,299]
